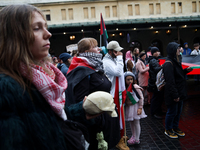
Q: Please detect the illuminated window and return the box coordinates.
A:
[171,2,175,14]
[68,8,73,20]
[105,6,110,18]
[91,7,96,18]
[135,4,140,15]
[156,3,161,14]
[128,5,133,16]
[61,9,66,20]
[83,7,88,19]
[149,3,154,15]
[192,1,197,12]
[112,6,117,17]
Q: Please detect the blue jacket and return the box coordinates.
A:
[183,47,192,55]
[60,63,69,77]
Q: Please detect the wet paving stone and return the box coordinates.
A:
[110,79,200,150]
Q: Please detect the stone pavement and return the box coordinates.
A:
[111,79,200,150]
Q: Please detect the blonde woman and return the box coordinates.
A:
[66,38,121,150]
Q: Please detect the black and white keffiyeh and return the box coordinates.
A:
[79,52,104,73]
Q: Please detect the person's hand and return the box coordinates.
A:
[137,108,142,115]
[187,67,193,72]
[174,97,180,102]
[99,47,102,52]
[113,51,123,56]
[83,96,104,120]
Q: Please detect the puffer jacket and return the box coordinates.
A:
[163,42,189,106]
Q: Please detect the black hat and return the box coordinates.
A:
[59,53,72,63]
[139,52,146,58]
[151,47,159,55]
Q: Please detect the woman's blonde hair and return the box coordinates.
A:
[77,37,98,54]
[133,48,139,55]
[0,5,45,89]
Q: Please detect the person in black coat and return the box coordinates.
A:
[163,42,192,138]
[66,38,121,150]
[147,47,164,119]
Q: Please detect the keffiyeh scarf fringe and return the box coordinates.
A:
[20,62,68,120]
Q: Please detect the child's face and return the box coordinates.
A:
[194,46,199,50]
[125,76,134,85]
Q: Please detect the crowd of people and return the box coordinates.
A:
[0,4,195,150]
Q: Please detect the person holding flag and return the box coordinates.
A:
[103,41,129,150]
[124,71,147,145]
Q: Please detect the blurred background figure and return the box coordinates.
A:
[147,47,164,119]
[59,53,72,77]
[182,42,191,55]
[136,52,150,105]
[52,56,58,67]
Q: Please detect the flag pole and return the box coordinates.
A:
[123,104,127,146]
[100,34,102,47]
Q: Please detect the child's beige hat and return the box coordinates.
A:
[83,91,118,117]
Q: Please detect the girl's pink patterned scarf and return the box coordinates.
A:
[126,50,134,61]
[20,62,68,120]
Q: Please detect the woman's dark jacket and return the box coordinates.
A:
[0,74,91,150]
[66,66,120,149]
[163,42,189,106]
[147,56,162,92]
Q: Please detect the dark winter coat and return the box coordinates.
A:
[66,66,120,149]
[66,66,120,150]
[147,56,162,92]
[65,66,95,107]
[0,74,91,150]
[66,66,111,105]
[163,42,189,106]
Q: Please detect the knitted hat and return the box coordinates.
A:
[124,71,135,80]
[147,46,151,51]
[59,53,72,63]
[139,52,146,58]
[151,47,159,55]
[83,91,117,117]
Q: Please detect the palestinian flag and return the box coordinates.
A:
[126,83,139,105]
[159,55,200,75]
[100,13,108,47]
[114,76,126,138]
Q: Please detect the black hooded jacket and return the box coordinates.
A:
[147,56,162,92]
[163,42,189,106]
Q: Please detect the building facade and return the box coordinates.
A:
[0,0,200,56]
